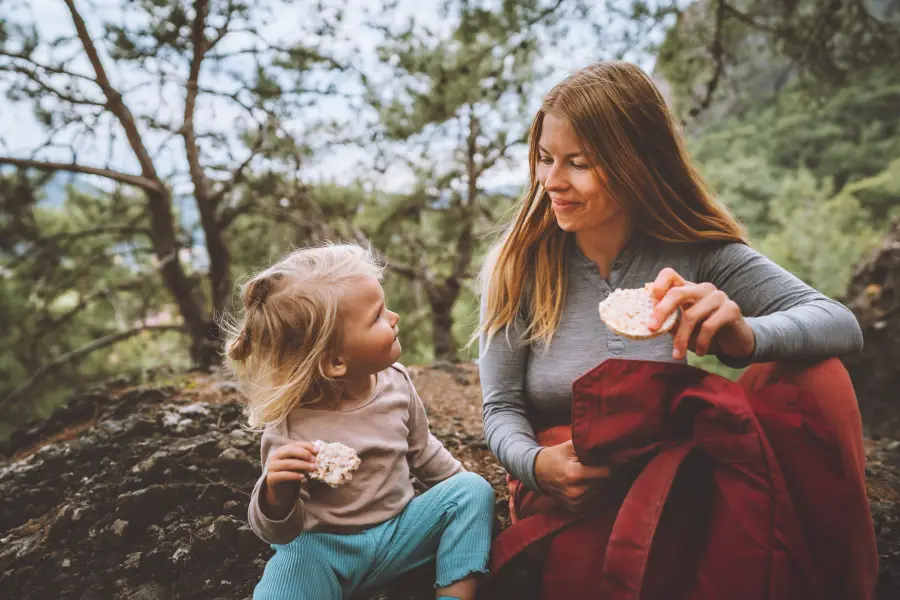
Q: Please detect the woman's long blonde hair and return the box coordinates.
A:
[474,61,747,350]
[221,243,384,429]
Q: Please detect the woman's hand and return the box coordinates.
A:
[260,441,318,520]
[648,268,755,360]
[534,440,611,513]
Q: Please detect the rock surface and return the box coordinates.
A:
[0,364,897,599]
[842,217,900,440]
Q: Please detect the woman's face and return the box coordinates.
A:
[536,113,625,233]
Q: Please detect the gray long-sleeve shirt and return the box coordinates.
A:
[478,232,863,493]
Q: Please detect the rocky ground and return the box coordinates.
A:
[843,217,900,440]
[0,363,898,599]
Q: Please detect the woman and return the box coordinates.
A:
[474,61,876,598]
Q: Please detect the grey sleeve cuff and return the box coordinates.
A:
[247,474,306,545]
[504,442,544,494]
[716,315,793,368]
[732,306,863,366]
[520,446,545,494]
[713,318,763,369]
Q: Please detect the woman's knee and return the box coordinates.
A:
[747,358,860,419]
[758,358,867,472]
[782,358,860,418]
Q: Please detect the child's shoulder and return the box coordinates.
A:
[388,361,411,378]
[381,362,417,398]
[384,362,412,388]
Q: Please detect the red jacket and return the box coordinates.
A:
[490,359,866,600]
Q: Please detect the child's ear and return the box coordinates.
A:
[322,353,347,379]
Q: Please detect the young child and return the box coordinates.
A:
[222,243,494,600]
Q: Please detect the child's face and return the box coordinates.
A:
[339,275,401,375]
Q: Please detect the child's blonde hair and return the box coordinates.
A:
[221,242,385,429]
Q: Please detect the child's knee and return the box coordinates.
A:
[451,471,495,509]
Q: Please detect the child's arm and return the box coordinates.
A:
[247,425,311,545]
[401,367,465,486]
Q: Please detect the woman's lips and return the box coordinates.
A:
[551,199,581,211]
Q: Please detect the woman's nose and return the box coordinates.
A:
[542,163,567,191]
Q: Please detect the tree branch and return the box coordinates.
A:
[0,324,185,411]
[0,157,164,192]
[216,196,254,229]
[720,2,778,34]
[33,277,151,340]
[453,106,478,283]
[63,0,161,182]
[0,50,98,83]
[690,0,728,118]
[7,225,151,268]
[183,0,213,204]
[385,262,423,280]
[210,131,266,208]
[3,64,105,107]
[32,225,151,247]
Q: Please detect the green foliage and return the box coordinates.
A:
[689,69,898,298]
[840,158,900,223]
[0,176,191,435]
[654,0,900,119]
[756,169,881,298]
[693,148,783,239]
[688,352,746,382]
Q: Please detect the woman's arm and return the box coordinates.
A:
[478,294,544,493]
[694,242,864,365]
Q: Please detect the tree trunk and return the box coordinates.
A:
[65,0,217,367]
[184,0,233,319]
[428,280,462,363]
[145,190,218,367]
[841,217,900,438]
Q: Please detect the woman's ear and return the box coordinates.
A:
[322,353,347,379]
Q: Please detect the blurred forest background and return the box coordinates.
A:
[1,0,898,440]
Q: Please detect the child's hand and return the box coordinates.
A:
[260,441,318,520]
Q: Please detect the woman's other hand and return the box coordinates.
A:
[534,439,610,512]
[648,267,755,360]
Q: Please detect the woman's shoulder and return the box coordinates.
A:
[654,237,755,269]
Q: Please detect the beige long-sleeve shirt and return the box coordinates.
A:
[247,363,464,545]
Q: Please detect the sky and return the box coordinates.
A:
[0,0,664,197]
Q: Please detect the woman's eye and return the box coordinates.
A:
[539,156,552,165]
[572,162,588,170]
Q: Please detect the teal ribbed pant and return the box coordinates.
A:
[253,472,495,599]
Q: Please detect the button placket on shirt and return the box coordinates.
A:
[571,233,642,356]
[605,260,626,354]
[581,260,627,355]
